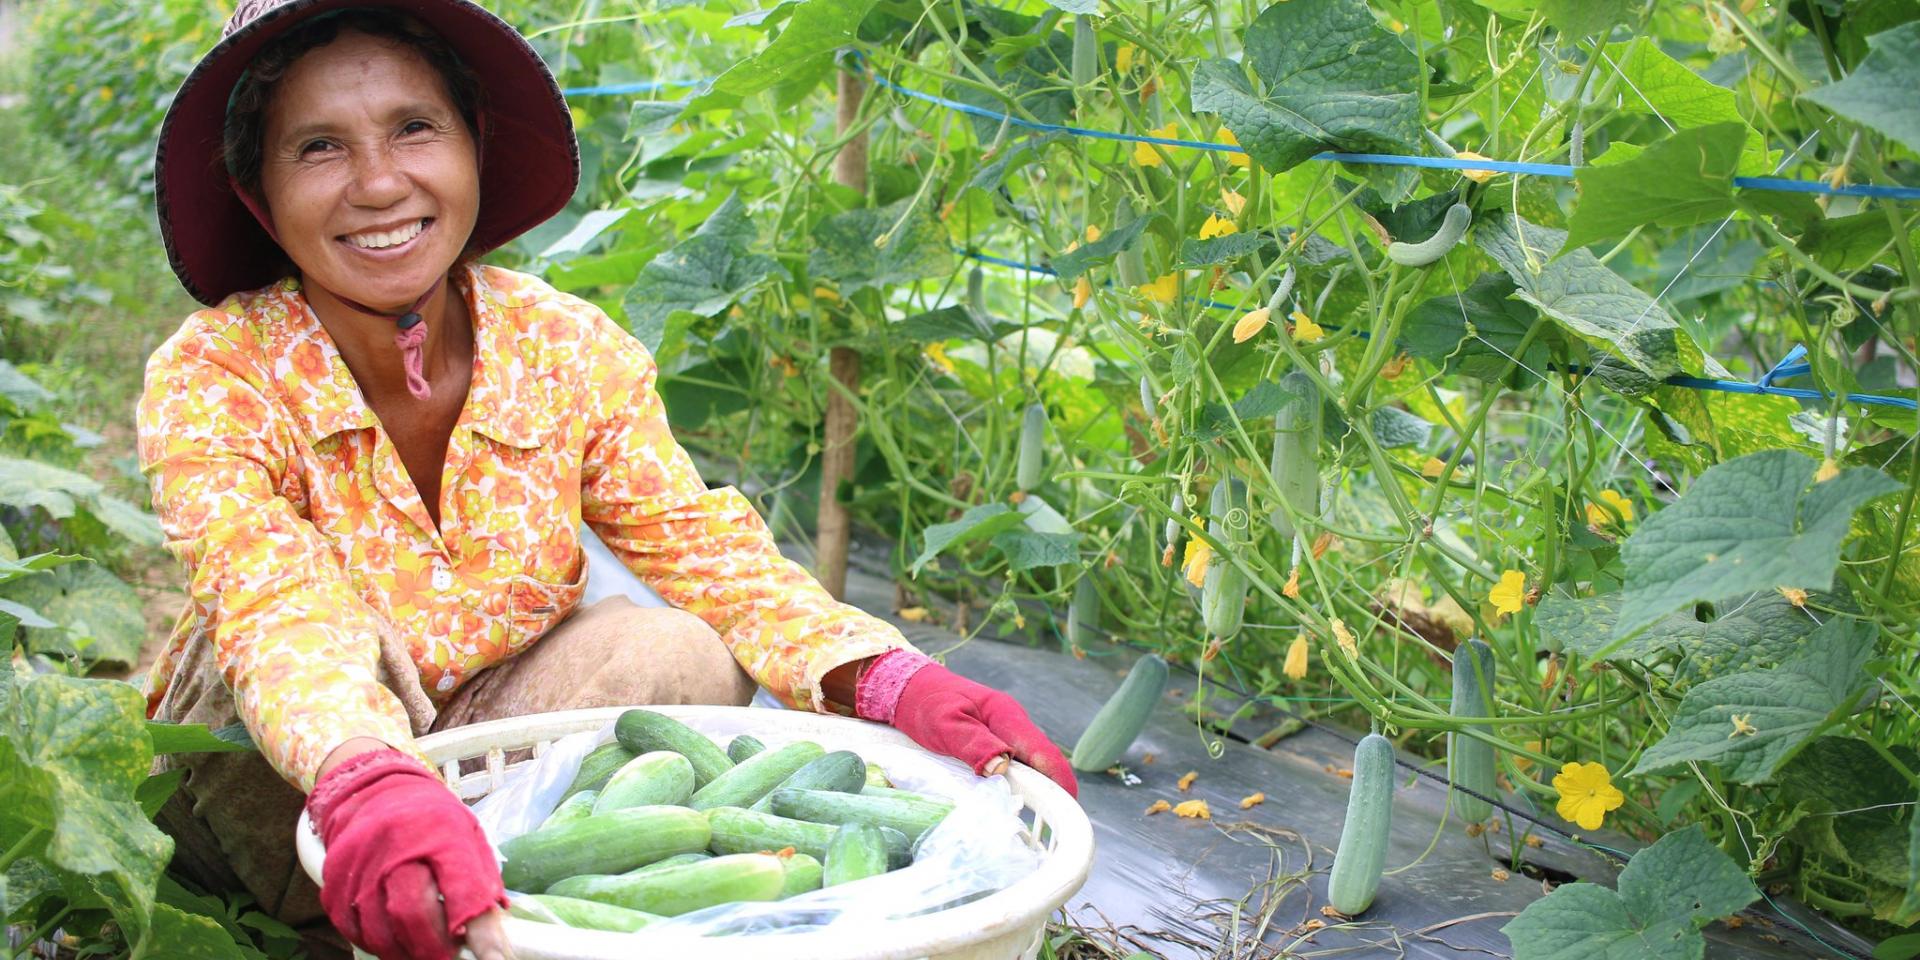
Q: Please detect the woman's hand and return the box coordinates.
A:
[848,651,1078,797]
[308,744,512,960]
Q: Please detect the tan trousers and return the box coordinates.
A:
[151,598,757,956]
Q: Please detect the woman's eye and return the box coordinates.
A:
[402,120,433,135]
[300,139,333,156]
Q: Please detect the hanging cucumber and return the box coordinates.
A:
[1066,575,1100,650]
[1327,733,1395,916]
[1200,479,1250,641]
[1164,492,1184,554]
[1016,402,1046,490]
[1268,370,1322,540]
[1139,376,1158,421]
[1448,639,1498,824]
[1071,15,1098,89]
[1069,653,1169,771]
[967,264,986,317]
[1384,203,1472,267]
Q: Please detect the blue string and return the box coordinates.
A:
[560,60,1920,201]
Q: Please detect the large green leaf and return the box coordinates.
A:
[1627,617,1878,783]
[0,455,103,520]
[0,551,82,587]
[1475,213,1692,380]
[87,494,164,549]
[1905,789,1920,921]
[685,0,879,111]
[146,721,255,757]
[1776,736,1919,887]
[1614,451,1901,637]
[1189,0,1421,173]
[1563,124,1747,251]
[0,359,53,410]
[1502,825,1759,960]
[910,503,1028,575]
[144,902,250,959]
[991,529,1080,572]
[1539,0,1632,38]
[5,563,148,670]
[621,192,784,355]
[1604,38,1769,174]
[1801,21,1920,155]
[1399,273,1547,387]
[1536,589,1824,679]
[808,196,954,294]
[1048,215,1152,282]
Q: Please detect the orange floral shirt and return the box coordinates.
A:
[138,263,912,790]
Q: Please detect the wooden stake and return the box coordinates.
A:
[816,70,869,600]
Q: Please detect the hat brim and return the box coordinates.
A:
[155,0,579,306]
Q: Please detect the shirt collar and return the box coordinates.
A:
[273,264,551,447]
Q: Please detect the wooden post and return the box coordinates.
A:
[816,70,868,600]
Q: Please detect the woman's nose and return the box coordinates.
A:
[345,143,409,207]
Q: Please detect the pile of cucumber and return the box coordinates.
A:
[499,709,957,933]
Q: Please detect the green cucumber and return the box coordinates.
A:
[547,853,787,917]
[1164,492,1184,554]
[593,751,696,814]
[779,852,824,897]
[1069,653,1169,771]
[690,741,826,811]
[1327,733,1396,916]
[858,785,952,807]
[614,709,733,788]
[706,806,912,868]
[824,823,891,886]
[1071,15,1098,89]
[767,788,952,842]
[562,741,636,801]
[622,852,711,876]
[542,790,599,829]
[1385,203,1472,267]
[1268,369,1321,540]
[1201,479,1250,640]
[1139,376,1158,421]
[967,264,986,318]
[1017,402,1046,490]
[1448,639,1498,824]
[1067,575,1101,650]
[510,894,663,932]
[751,750,869,811]
[864,762,891,789]
[727,734,766,763]
[500,805,711,893]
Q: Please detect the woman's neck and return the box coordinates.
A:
[303,269,474,405]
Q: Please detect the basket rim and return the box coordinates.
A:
[295,705,1095,960]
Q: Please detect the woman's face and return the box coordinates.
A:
[257,30,478,312]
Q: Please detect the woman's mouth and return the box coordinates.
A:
[339,218,433,257]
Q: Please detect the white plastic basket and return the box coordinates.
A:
[295,705,1094,960]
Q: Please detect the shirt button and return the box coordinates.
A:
[431,566,453,591]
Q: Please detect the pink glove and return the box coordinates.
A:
[857,650,1078,797]
[307,749,507,960]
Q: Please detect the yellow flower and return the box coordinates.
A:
[1182,537,1211,588]
[1140,273,1179,303]
[1177,770,1198,792]
[97,86,114,102]
[1331,618,1357,657]
[1585,489,1634,527]
[1144,798,1171,815]
[924,342,955,376]
[1289,311,1324,343]
[1453,150,1499,184]
[1282,565,1301,599]
[1283,634,1310,679]
[1198,214,1237,240]
[1778,586,1808,608]
[898,606,929,622]
[1232,308,1271,344]
[1084,224,1102,243]
[1220,189,1246,216]
[813,285,840,303]
[1173,798,1211,819]
[1240,792,1266,809]
[1489,569,1527,617]
[1422,457,1447,479]
[1115,44,1137,73]
[1729,714,1757,738]
[1512,739,1544,772]
[1815,458,1840,483]
[1551,761,1625,831]
[1134,123,1178,167]
[1219,128,1250,168]
[1072,276,1092,310]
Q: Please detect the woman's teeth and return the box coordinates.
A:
[347,219,426,249]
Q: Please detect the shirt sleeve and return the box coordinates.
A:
[138,324,421,791]
[575,310,915,713]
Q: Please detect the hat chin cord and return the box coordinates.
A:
[231,180,440,401]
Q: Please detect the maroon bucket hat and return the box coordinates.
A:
[154,0,579,306]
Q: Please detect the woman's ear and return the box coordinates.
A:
[228,175,280,244]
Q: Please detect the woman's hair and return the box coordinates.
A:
[221,9,486,192]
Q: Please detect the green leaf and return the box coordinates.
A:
[146,902,250,960]
[1801,21,1920,155]
[1475,213,1692,380]
[1615,451,1901,637]
[991,529,1080,572]
[1775,736,1919,886]
[1037,0,1096,12]
[0,455,103,520]
[1563,124,1747,251]
[622,192,784,355]
[686,0,880,111]
[1501,825,1759,960]
[86,495,164,549]
[536,209,629,259]
[1539,0,1631,38]
[1604,38,1769,174]
[6,563,147,670]
[1194,380,1296,442]
[1048,215,1152,282]
[1537,589,1824,679]
[146,721,255,756]
[910,504,1028,575]
[0,551,82,587]
[1189,0,1422,173]
[892,306,1020,344]
[1628,617,1878,783]
[0,359,53,410]
[1175,232,1273,268]
[808,196,954,294]
[1905,787,1920,921]
[1399,273,1547,387]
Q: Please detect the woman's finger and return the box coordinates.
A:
[385,862,456,960]
[463,908,515,960]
